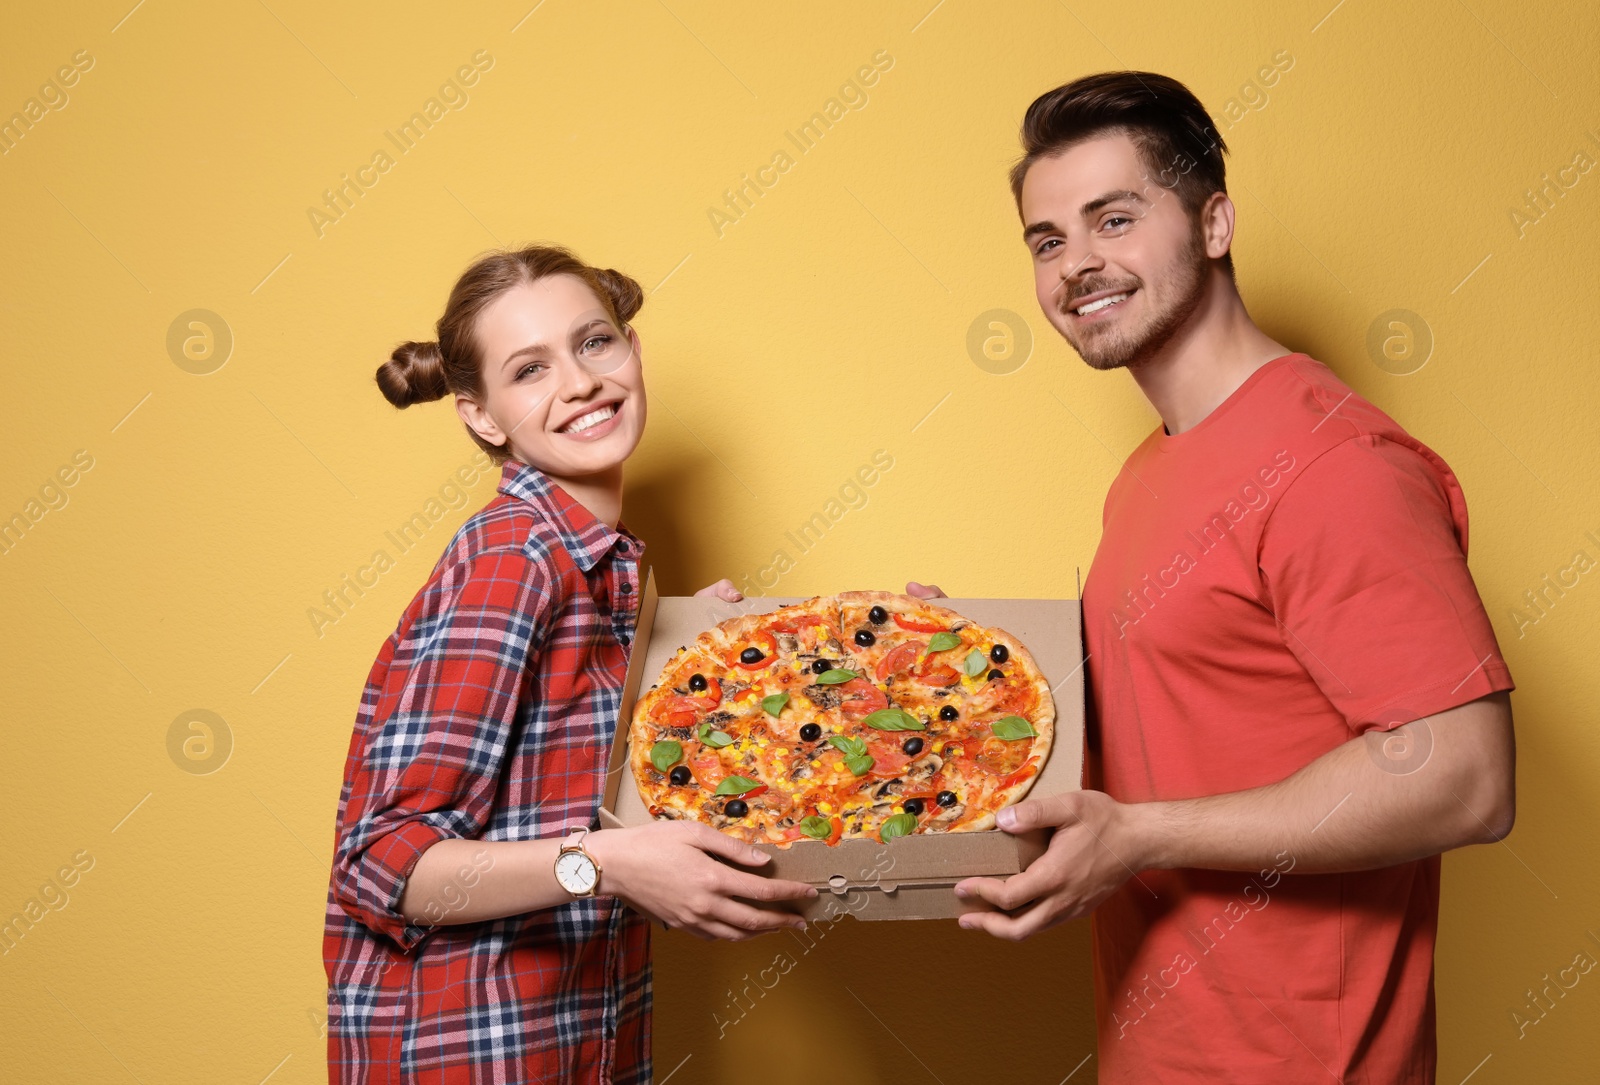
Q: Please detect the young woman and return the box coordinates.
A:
[324,245,815,1084]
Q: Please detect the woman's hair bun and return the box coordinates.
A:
[592,267,645,324]
[376,340,450,408]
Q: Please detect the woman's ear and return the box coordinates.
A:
[626,325,643,369]
[454,396,506,447]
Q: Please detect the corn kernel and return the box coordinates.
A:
[777,748,789,756]
[809,759,821,768]
[818,801,832,813]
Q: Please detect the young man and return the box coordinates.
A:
[911,73,1516,1083]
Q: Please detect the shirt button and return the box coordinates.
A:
[620,582,633,594]
[618,632,631,646]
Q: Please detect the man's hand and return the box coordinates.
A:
[694,578,743,602]
[954,791,1150,940]
[905,581,947,599]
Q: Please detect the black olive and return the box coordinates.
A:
[688,673,707,692]
[938,705,958,721]
[901,736,924,756]
[854,629,876,646]
[668,765,692,786]
[936,790,958,807]
[799,723,822,742]
[725,799,749,818]
[987,669,1004,682]
[903,798,925,816]
[740,647,765,665]
[990,644,1009,664]
[868,605,888,624]
[811,658,831,674]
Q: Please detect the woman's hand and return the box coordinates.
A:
[694,578,744,602]
[589,822,815,940]
[905,580,947,599]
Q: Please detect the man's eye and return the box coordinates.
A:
[1034,238,1061,255]
[1103,215,1133,230]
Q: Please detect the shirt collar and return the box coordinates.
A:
[496,459,641,572]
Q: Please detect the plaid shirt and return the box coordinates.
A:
[324,459,650,1084]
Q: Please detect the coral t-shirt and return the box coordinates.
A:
[1082,354,1513,1084]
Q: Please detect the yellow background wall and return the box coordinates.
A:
[3,1,1596,1081]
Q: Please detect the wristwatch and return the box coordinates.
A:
[553,826,602,898]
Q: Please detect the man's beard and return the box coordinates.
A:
[1058,226,1210,372]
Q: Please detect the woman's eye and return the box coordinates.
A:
[581,334,612,353]
[516,363,547,380]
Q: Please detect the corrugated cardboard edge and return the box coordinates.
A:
[600,567,1086,921]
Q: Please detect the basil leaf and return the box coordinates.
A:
[715,774,762,796]
[845,754,875,776]
[815,668,859,685]
[827,734,867,758]
[991,715,1037,740]
[863,708,925,732]
[698,722,733,749]
[799,815,833,840]
[649,740,682,772]
[761,692,790,717]
[879,811,917,842]
[926,631,962,653]
[964,649,988,677]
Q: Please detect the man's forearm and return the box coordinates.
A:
[1128,693,1515,876]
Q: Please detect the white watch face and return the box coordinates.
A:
[555,850,598,895]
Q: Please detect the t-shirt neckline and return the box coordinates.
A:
[1156,353,1303,448]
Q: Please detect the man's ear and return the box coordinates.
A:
[1201,191,1235,262]
[455,396,506,447]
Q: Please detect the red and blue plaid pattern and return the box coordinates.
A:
[324,459,650,1084]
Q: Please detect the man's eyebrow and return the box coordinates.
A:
[1023,188,1151,242]
[1080,188,1149,217]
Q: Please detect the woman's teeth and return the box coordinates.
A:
[563,404,616,433]
[1075,291,1131,316]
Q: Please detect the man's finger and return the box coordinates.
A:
[905,580,948,599]
[997,792,1080,833]
[958,899,1057,941]
[953,874,1039,913]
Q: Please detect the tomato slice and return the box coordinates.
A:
[914,663,961,687]
[893,613,947,633]
[997,762,1038,792]
[836,677,889,717]
[665,705,699,729]
[689,754,722,787]
[733,630,779,670]
[875,640,925,681]
[865,737,915,777]
[771,614,829,634]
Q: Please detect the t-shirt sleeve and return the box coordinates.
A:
[329,548,551,951]
[1257,435,1513,733]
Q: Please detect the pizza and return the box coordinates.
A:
[629,592,1054,846]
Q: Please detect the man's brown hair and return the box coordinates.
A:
[1009,71,1233,274]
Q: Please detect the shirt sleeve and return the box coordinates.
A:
[1257,435,1513,733]
[329,547,552,951]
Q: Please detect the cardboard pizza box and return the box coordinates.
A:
[598,567,1086,922]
